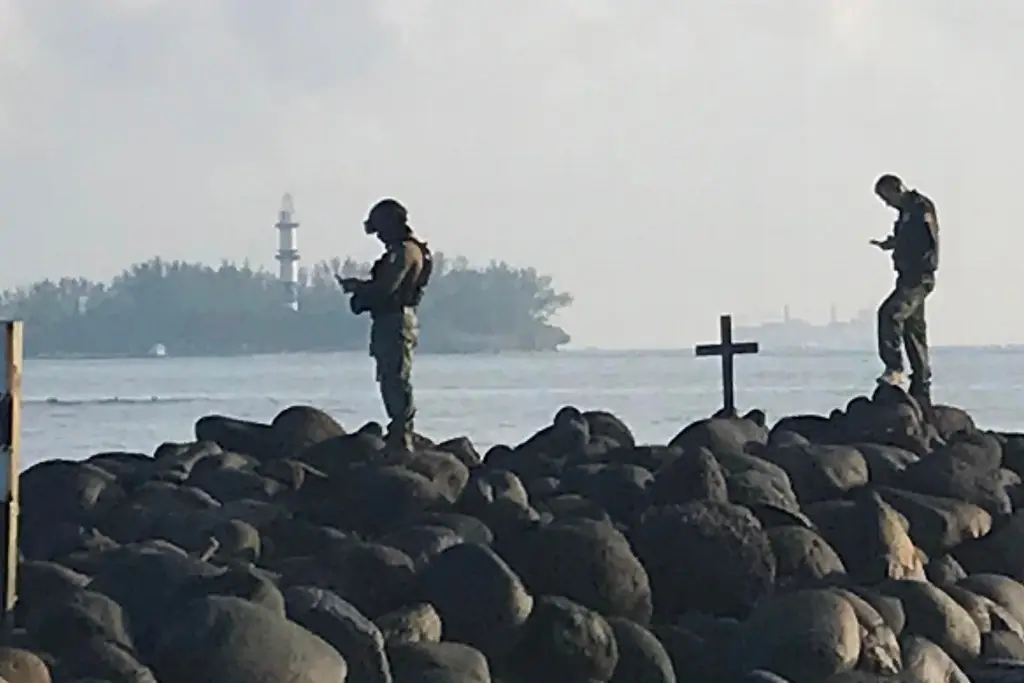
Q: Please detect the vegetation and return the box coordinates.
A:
[0,254,573,357]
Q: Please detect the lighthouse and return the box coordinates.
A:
[274,193,300,311]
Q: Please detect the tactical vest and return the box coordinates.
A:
[893,191,939,277]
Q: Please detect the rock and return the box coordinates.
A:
[926,554,968,587]
[436,437,483,468]
[767,525,847,588]
[379,524,464,570]
[900,634,970,683]
[52,638,157,683]
[17,398,1024,682]
[954,511,1024,579]
[0,648,51,683]
[387,641,490,683]
[826,588,901,675]
[149,595,347,683]
[272,405,346,459]
[957,574,1024,632]
[416,542,533,661]
[878,580,981,665]
[759,443,870,503]
[26,589,135,653]
[875,487,992,557]
[649,447,728,505]
[732,589,861,683]
[496,518,652,625]
[285,586,391,683]
[606,617,676,683]
[507,596,618,683]
[583,410,635,448]
[896,452,1012,518]
[804,492,925,583]
[634,501,776,619]
[560,463,653,524]
[194,415,276,461]
[374,603,443,645]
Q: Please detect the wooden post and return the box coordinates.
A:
[695,314,759,415]
[0,321,22,639]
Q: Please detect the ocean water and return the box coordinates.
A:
[16,347,1024,469]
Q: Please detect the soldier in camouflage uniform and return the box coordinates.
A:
[871,174,940,403]
[338,199,432,453]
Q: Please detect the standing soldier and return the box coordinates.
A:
[338,199,433,453]
[870,174,940,403]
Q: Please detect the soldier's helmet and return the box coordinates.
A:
[364,198,408,234]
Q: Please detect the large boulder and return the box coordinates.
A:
[149,595,347,683]
[633,501,776,619]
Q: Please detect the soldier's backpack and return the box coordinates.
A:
[406,238,433,306]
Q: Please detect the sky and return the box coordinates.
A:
[1,0,1022,349]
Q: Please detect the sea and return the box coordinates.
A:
[16,347,1024,470]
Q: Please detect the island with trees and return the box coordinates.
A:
[0,254,573,358]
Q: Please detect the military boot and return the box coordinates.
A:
[385,430,414,455]
[876,369,904,387]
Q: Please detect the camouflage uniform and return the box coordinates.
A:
[352,234,427,451]
[876,190,940,399]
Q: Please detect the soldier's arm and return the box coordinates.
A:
[871,235,896,250]
[355,246,416,306]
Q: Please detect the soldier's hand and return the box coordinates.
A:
[335,275,359,292]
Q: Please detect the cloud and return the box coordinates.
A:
[2,1,1023,346]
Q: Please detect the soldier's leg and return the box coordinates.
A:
[876,285,922,385]
[904,294,932,403]
[375,335,416,452]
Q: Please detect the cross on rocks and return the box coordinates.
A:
[695,314,759,416]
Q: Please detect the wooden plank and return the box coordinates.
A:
[0,320,22,638]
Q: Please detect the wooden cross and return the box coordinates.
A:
[695,314,759,415]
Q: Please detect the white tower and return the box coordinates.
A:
[274,193,300,311]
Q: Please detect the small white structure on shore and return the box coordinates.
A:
[274,193,300,311]
[148,344,167,358]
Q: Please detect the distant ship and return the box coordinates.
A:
[734,305,873,352]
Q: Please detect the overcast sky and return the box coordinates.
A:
[1,0,1021,348]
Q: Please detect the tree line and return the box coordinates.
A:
[0,253,573,357]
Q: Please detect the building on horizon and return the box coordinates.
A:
[274,193,300,311]
[734,304,873,351]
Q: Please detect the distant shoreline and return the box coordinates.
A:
[23,343,1024,362]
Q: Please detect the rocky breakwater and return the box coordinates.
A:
[7,385,1024,682]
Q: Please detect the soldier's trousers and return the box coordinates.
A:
[370,309,418,448]
[877,274,935,392]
